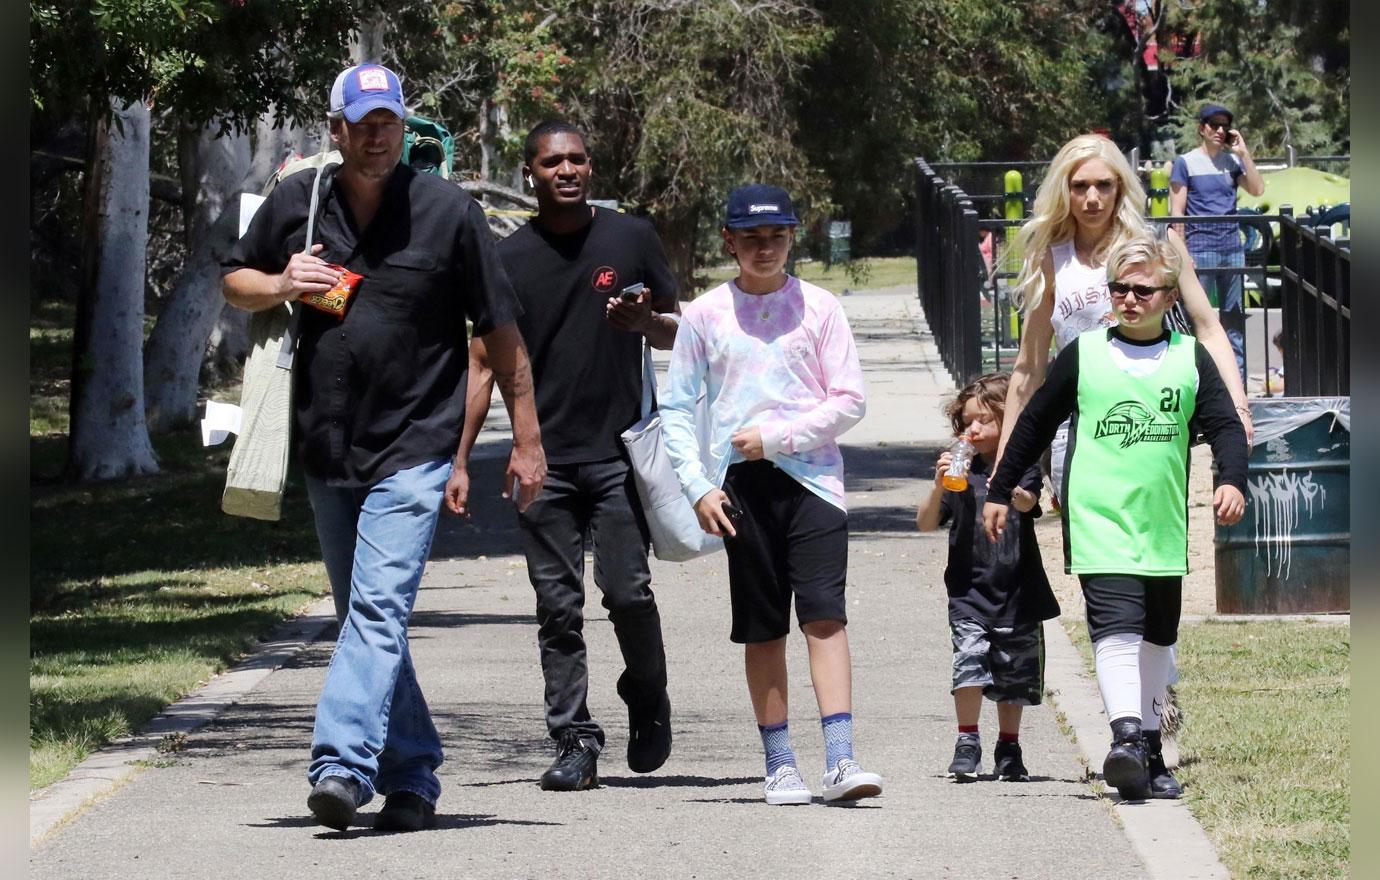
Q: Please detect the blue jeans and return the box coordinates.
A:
[1191,247,1247,383]
[517,458,667,748]
[304,459,450,806]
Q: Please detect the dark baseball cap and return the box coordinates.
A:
[1198,103,1233,124]
[724,184,799,228]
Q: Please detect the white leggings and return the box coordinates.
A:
[1093,634,1176,730]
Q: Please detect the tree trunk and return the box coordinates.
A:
[656,206,701,301]
[142,122,252,432]
[67,98,159,480]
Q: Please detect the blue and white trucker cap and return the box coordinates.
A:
[329,64,406,123]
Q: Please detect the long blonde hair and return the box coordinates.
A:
[1011,134,1150,315]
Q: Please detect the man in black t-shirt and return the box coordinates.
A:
[223,64,545,833]
[452,120,679,791]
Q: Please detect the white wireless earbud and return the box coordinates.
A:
[524,174,533,188]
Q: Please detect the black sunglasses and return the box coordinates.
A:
[1203,119,1231,130]
[1109,281,1174,301]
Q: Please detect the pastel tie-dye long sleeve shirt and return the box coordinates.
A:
[660,276,866,512]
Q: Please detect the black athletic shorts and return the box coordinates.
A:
[722,461,849,644]
[1079,573,1182,646]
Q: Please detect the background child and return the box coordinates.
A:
[660,183,882,805]
[917,372,1059,782]
[984,235,1246,801]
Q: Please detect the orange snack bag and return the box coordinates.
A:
[301,265,362,318]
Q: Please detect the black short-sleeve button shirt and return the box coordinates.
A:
[223,163,520,487]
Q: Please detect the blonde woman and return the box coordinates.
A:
[997,134,1252,497]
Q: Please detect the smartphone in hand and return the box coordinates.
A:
[619,282,645,303]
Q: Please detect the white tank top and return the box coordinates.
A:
[1049,239,1116,353]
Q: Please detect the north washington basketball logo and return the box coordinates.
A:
[1093,400,1181,449]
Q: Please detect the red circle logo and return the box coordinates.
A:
[590,266,619,293]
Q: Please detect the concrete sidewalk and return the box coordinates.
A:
[32,286,1156,879]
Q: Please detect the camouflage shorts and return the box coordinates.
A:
[949,617,1045,705]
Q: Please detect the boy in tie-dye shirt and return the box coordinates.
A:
[661,184,883,806]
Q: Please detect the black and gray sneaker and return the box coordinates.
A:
[1102,717,1151,800]
[1143,730,1183,799]
[993,740,1030,782]
[947,734,981,782]
[540,731,600,792]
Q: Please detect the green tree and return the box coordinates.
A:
[1162,0,1349,156]
[796,0,1119,253]
[379,1,830,291]
[30,0,362,478]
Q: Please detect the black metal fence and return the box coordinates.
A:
[1279,206,1350,395]
[914,159,983,383]
[915,156,1350,394]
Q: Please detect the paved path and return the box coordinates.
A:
[31,287,1154,879]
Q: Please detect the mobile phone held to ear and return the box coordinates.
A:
[619,282,645,303]
[1224,131,1237,146]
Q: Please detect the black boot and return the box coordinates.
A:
[1143,730,1183,799]
[1102,717,1151,800]
[627,690,672,773]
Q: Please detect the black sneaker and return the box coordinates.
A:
[627,690,672,773]
[1143,730,1183,799]
[540,731,600,792]
[373,791,438,832]
[947,734,981,782]
[307,774,363,831]
[993,740,1030,781]
[1103,718,1151,800]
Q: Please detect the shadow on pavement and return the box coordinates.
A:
[246,813,562,836]
[600,774,759,789]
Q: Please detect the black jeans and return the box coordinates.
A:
[517,457,667,748]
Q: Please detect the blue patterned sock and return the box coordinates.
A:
[759,721,796,775]
[822,712,855,771]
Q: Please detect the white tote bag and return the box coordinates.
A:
[222,157,337,520]
[620,343,722,562]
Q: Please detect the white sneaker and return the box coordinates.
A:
[821,758,883,802]
[763,764,813,805]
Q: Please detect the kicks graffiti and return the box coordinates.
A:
[1246,470,1326,580]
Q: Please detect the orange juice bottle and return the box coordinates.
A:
[942,438,975,492]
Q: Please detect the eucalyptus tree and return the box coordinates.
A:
[31,0,361,477]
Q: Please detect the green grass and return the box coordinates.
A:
[30,302,330,790]
[1060,616,1349,879]
[699,255,917,292]
[30,431,329,789]
[1174,620,1349,880]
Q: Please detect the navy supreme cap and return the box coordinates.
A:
[724,184,800,228]
[1198,102,1233,124]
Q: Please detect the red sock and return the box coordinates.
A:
[998,731,1019,743]
[958,725,979,736]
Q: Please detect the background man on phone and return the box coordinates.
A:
[451,120,680,791]
[223,63,544,833]
[1170,102,1266,384]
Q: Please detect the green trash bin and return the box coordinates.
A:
[1214,397,1350,613]
[826,220,851,265]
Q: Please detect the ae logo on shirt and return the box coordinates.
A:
[590,266,619,293]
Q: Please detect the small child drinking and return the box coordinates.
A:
[917,372,1059,781]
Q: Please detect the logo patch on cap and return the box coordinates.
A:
[357,69,390,91]
[749,204,780,214]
